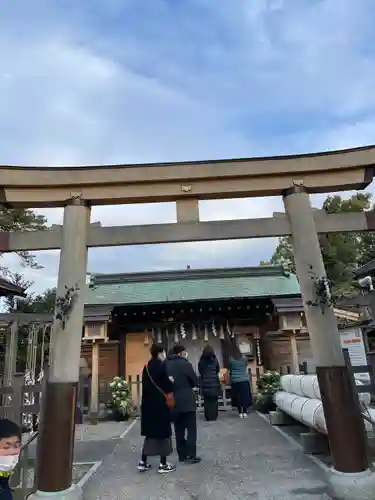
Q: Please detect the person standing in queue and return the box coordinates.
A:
[138,344,176,474]
[198,345,221,421]
[166,344,201,464]
[227,339,252,418]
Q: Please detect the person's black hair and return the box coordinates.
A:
[0,419,21,440]
[172,344,186,355]
[223,337,242,360]
[201,344,216,359]
[150,344,165,359]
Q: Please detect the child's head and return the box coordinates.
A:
[0,419,21,456]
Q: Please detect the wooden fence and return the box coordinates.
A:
[125,375,235,413]
[78,375,234,416]
[79,365,308,418]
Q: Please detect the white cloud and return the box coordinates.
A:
[1,0,375,294]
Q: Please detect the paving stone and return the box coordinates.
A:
[75,420,132,441]
[83,412,331,500]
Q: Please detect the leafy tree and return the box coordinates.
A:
[0,206,48,279]
[0,204,53,370]
[10,287,56,314]
[264,193,375,298]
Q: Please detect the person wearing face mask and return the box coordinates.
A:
[138,344,176,474]
[0,419,21,500]
[166,344,201,465]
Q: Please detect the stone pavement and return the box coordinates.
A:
[75,421,131,442]
[83,412,331,500]
[25,421,133,463]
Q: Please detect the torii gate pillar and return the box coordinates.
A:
[30,197,90,500]
[284,183,375,500]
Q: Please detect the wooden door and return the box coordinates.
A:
[125,333,150,405]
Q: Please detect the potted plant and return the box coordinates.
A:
[107,376,134,421]
[253,371,281,414]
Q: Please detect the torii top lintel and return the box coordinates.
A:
[0,145,374,208]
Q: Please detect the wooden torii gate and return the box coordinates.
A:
[1,145,375,500]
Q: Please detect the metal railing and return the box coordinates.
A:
[10,431,38,499]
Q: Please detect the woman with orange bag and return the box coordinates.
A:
[138,344,176,474]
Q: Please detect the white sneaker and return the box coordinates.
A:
[137,461,151,472]
[243,413,248,419]
[239,413,244,418]
[158,463,176,474]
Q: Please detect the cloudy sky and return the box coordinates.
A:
[2,0,375,294]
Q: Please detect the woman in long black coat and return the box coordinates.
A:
[198,345,221,421]
[138,344,176,474]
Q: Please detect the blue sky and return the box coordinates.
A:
[2,0,375,293]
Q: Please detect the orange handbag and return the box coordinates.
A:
[165,392,175,409]
[146,365,175,409]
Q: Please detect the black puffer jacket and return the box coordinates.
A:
[198,354,221,398]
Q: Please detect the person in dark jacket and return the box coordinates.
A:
[166,348,177,422]
[138,344,176,474]
[166,344,201,464]
[198,345,221,421]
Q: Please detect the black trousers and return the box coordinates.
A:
[204,397,218,421]
[174,411,197,460]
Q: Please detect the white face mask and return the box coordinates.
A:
[158,352,166,362]
[183,351,188,359]
[0,454,19,472]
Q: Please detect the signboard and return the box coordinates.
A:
[237,335,253,356]
[339,327,368,381]
[238,341,252,355]
[255,338,263,366]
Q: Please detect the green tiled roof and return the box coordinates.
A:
[85,266,300,306]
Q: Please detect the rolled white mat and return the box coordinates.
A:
[274,391,373,434]
[280,374,371,405]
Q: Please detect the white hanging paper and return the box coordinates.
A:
[165,327,169,345]
[211,320,217,336]
[226,321,234,338]
[219,324,225,340]
[204,324,208,341]
[180,323,186,339]
[192,324,197,340]
[174,327,179,343]
[156,328,162,344]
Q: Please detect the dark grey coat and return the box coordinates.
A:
[166,355,198,413]
[198,355,221,398]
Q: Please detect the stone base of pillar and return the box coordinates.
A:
[326,468,375,500]
[88,412,99,425]
[300,431,329,455]
[269,409,296,426]
[28,484,82,500]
